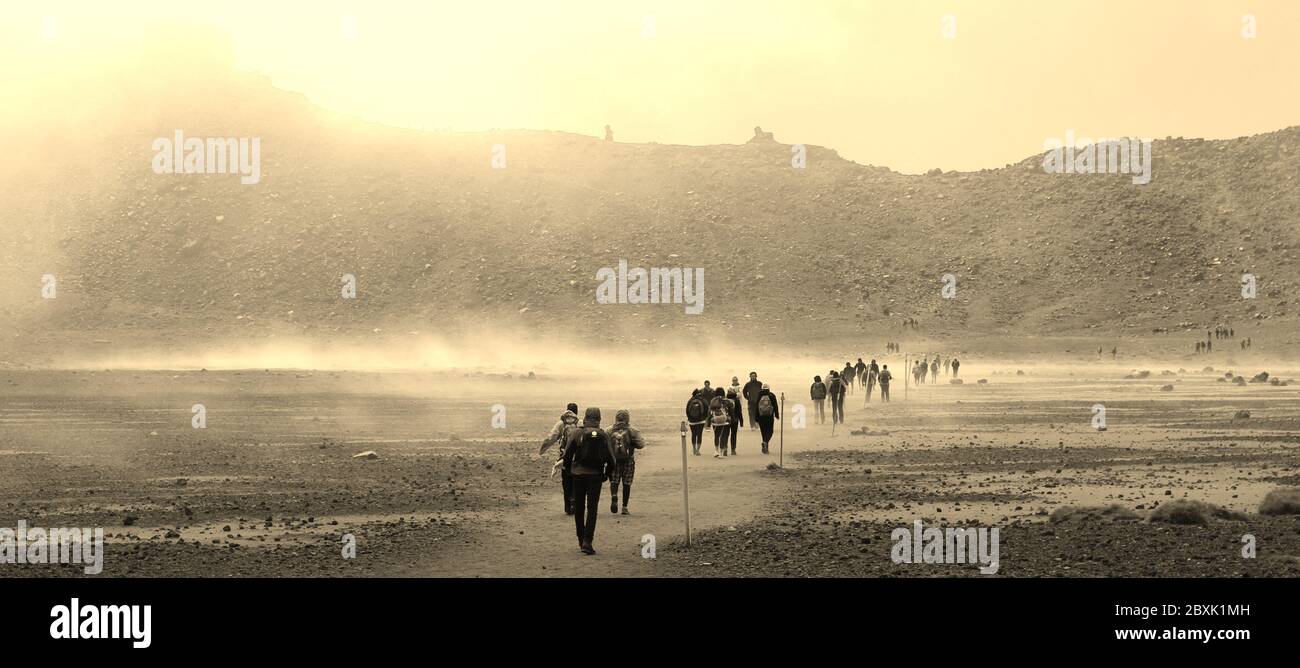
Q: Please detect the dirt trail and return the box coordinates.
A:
[422,422,815,577]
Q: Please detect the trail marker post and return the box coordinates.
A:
[679,420,691,547]
[779,392,785,468]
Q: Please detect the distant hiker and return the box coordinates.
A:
[729,375,742,397]
[945,357,953,376]
[726,388,744,455]
[918,360,928,384]
[951,358,960,378]
[742,372,763,430]
[562,407,619,555]
[686,390,708,455]
[931,358,939,380]
[1111,347,1117,359]
[606,409,644,515]
[843,362,856,393]
[754,384,779,454]
[709,388,733,458]
[604,124,614,141]
[865,359,879,401]
[854,358,867,386]
[810,375,828,424]
[828,372,846,424]
[879,365,893,401]
[701,380,713,398]
[1207,340,1212,353]
[540,403,581,515]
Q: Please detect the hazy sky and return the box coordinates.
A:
[8,0,1299,172]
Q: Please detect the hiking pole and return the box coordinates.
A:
[779,393,785,468]
[679,420,691,547]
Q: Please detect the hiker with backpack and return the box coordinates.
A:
[606,410,645,515]
[726,387,744,455]
[879,365,893,401]
[931,358,940,382]
[754,384,779,454]
[729,375,742,398]
[865,359,879,402]
[562,407,620,555]
[855,358,867,387]
[842,362,856,393]
[951,358,960,378]
[709,388,733,458]
[827,371,846,425]
[685,389,708,456]
[742,372,763,430]
[809,375,828,424]
[539,403,581,515]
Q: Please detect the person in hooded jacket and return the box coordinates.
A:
[563,408,619,554]
[539,403,580,514]
[810,375,828,424]
[754,383,780,453]
[725,387,744,455]
[606,409,645,515]
[686,389,709,455]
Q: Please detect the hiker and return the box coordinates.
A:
[828,371,846,424]
[843,362,856,393]
[604,124,614,141]
[709,387,733,458]
[729,375,742,398]
[810,375,828,424]
[855,358,867,387]
[701,380,714,398]
[685,390,709,455]
[1111,347,1117,359]
[865,359,879,402]
[540,403,581,515]
[742,371,763,430]
[562,407,619,555]
[945,357,952,376]
[606,409,644,515]
[726,388,744,455]
[931,358,939,381]
[754,383,779,454]
[879,365,893,401]
[951,358,960,378]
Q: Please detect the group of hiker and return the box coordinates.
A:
[809,354,960,423]
[539,402,644,555]
[685,372,780,457]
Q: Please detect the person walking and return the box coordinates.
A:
[685,389,708,456]
[930,358,940,382]
[726,388,744,455]
[810,375,828,424]
[865,359,879,402]
[828,371,846,425]
[729,375,742,398]
[754,383,779,454]
[539,403,581,515]
[606,409,645,515]
[854,358,867,388]
[951,358,960,378]
[842,362,856,394]
[879,365,893,402]
[742,372,763,430]
[562,407,619,555]
[709,388,732,458]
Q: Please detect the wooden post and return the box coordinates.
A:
[679,420,691,547]
[779,393,785,468]
[904,354,909,401]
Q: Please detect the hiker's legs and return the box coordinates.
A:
[748,403,758,428]
[729,422,739,452]
[572,474,601,544]
[561,468,574,514]
[759,418,774,450]
[714,424,729,453]
[814,400,824,423]
[690,424,704,453]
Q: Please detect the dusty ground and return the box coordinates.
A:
[2,353,1300,578]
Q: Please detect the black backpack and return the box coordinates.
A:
[575,429,608,468]
[687,397,707,421]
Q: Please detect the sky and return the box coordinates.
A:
[5,0,1299,173]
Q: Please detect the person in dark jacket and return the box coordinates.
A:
[606,409,645,515]
[562,407,619,554]
[809,375,828,424]
[951,358,960,378]
[854,358,867,386]
[842,362,856,393]
[879,365,893,401]
[725,388,744,455]
[827,372,846,424]
[742,372,763,430]
[754,384,780,453]
[539,403,580,514]
[685,390,708,456]
[865,359,879,402]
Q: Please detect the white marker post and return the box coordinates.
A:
[779,392,785,468]
[679,420,691,547]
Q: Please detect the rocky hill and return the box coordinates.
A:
[3,63,1298,353]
